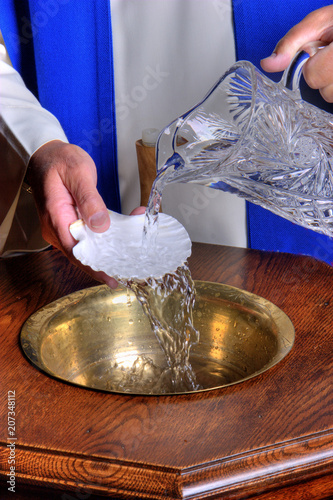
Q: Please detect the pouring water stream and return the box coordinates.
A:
[72,48,333,393]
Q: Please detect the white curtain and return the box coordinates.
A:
[111,0,247,247]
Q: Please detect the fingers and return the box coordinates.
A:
[28,140,111,275]
[319,82,333,103]
[29,140,110,232]
[28,141,149,289]
[54,143,110,233]
[32,166,84,256]
[64,161,110,233]
[261,5,333,73]
[36,180,118,288]
[130,206,146,216]
[260,51,291,73]
[301,43,333,100]
[79,267,119,289]
[260,28,321,73]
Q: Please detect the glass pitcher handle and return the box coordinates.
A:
[280,41,326,92]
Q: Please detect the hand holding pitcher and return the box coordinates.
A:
[261,4,333,102]
[152,29,333,239]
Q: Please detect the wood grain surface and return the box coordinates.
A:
[0,244,332,499]
[136,139,156,206]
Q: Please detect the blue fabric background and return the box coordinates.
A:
[232,0,333,264]
[1,0,121,212]
[2,1,333,259]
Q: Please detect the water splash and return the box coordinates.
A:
[119,263,200,393]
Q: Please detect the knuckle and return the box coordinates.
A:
[302,64,320,89]
[76,189,98,207]
[319,86,333,103]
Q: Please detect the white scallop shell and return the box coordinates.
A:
[70,210,192,281]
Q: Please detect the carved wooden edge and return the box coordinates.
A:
[180,428,333,499]
[1,428,333,499]
[0,444,178,499]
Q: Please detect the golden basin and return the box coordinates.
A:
[20,281,294,395]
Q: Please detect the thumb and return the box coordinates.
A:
[59,147,111,233]
[88,206,110,232]
[261,6,333,72]
[71,181,110,233]
[261,33,316,73]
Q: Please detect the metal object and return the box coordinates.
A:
[20,281,294,395]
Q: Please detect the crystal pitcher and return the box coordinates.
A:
[150,47,333,237]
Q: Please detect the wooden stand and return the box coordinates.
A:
[135,139,156,206]
[0,244,333,499]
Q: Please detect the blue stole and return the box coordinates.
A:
[233,0,333,264]
[1,0,121,213]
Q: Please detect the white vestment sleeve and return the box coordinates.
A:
[0,59,68,165]
[0,44,68,256]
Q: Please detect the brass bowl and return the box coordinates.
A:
[20,281,294,395]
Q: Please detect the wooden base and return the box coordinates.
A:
[0,244,332,499]
[136,139,156,206]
